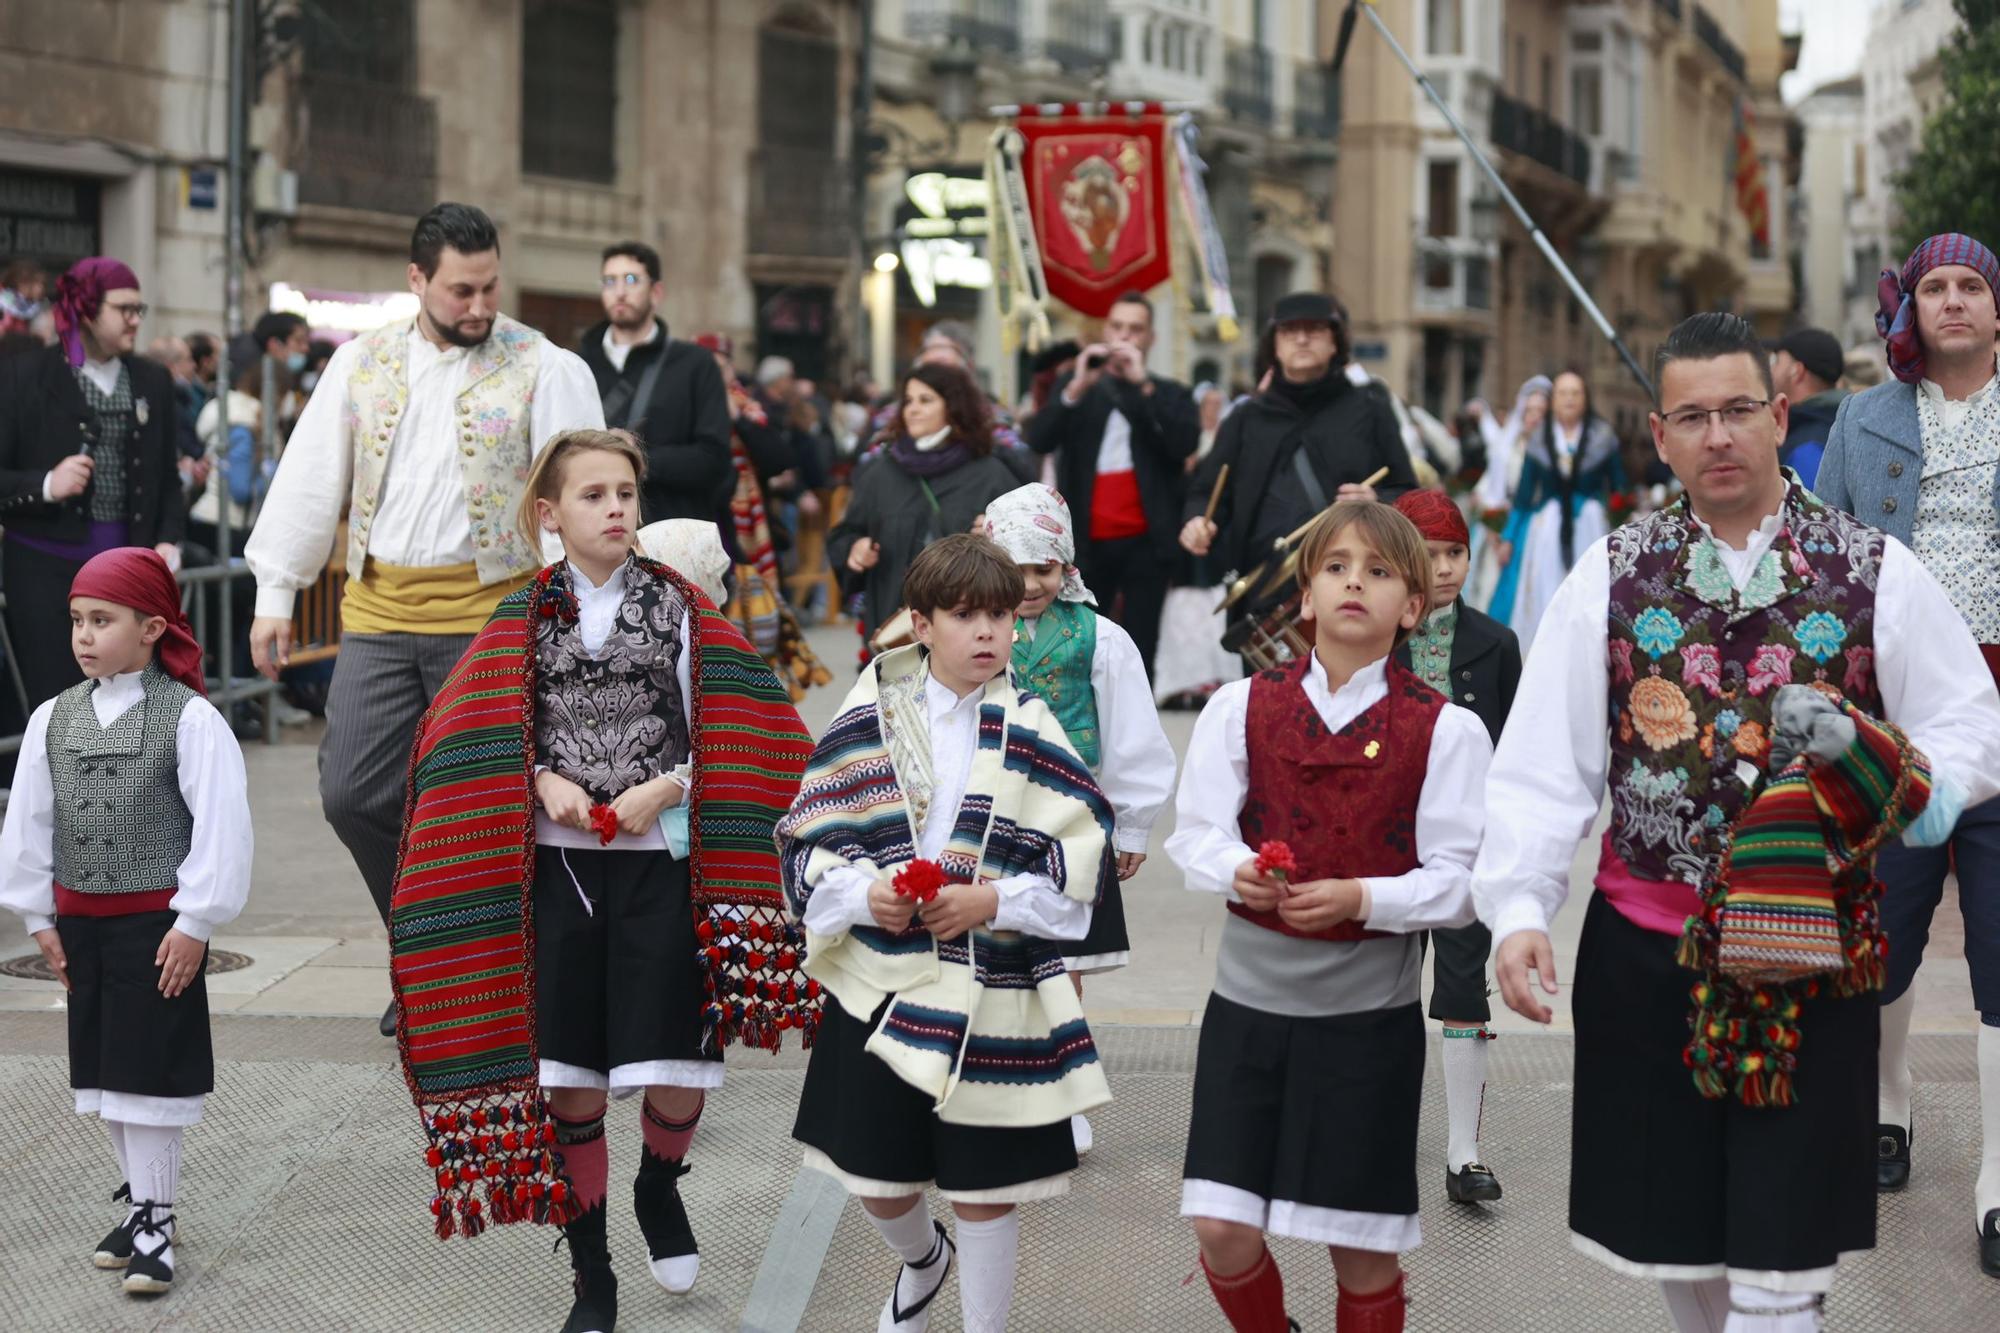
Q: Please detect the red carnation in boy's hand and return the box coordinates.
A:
[588,803,620,846]
[893,858,947,904]
[1254,840,1298,882]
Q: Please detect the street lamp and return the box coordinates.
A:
[874,251,900,274]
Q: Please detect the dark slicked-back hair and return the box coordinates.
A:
[1653,311,1773,405]
[411,202,501,277]
[601,240,661,283]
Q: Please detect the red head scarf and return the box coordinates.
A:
[69,548,205,695]
[1394,488,1470,547]
[1876,232,2000,385]
[51,257,140,369]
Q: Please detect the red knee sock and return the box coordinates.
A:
[641,1092,704,1163]
[1201,1245,1289,1333]
[552,1108,609,1211]
[1336,1272,1406,1333]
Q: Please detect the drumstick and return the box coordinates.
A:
[1271,466,1397,553]
[1203,463,1230,523]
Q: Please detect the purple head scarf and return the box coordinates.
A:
[1876,233,2000,385]
[51,257,140,368]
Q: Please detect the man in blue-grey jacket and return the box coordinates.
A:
[1814,230,2000,1279]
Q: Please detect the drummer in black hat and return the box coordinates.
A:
[1181,292,1418,577]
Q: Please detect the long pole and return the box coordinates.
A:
[213,0,250,709]
[1346,2,1654,401]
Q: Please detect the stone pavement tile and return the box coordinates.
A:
[305,938,390,968]
[236,965,389,1018]
[199,936,338,995]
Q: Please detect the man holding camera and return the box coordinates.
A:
[1027,290,1200,672]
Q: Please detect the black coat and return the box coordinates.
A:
[827,448,1023,635]
[1188,374,1416,576]
[577,319,733,522]
[0,345,186,546]
[1026,371,1199,562]
[1394,600,1520,743]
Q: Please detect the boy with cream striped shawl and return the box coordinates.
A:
[778,534,1116,1333]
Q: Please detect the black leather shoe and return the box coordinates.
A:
[379,1000,398,1039]
[1876,1123,1911,1192]
[1980,1209,2000,1279]
[1446,1162,1503,1203]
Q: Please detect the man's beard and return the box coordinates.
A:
[421,302,492,349]
[608,303,655,332]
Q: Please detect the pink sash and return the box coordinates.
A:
[1591,831,1704,937]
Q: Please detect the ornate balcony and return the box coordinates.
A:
[1224,41,1274,128]
[905,0,1023,58]
[1490,89,1593,189]
[1293,63,1341,142]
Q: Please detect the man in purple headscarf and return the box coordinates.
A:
[1815,231,2000,1278]
[0,257,186,704]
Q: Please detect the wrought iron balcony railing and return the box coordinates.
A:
[293,75,439,218]
[1490,89,1593,189]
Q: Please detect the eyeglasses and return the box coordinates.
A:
[599,274,647,290]
[1660,399,1770,439]
[104,301,148,321]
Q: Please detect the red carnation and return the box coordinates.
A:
[1254,840,1299,882]
[588,803,620,846]
[893,858,947,904]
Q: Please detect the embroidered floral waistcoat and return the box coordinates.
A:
[534,560,691,804]
[1233,656,1443,943]
[1011,600,1101,769]
[1606,486,1884,887]
[343,314,544,585]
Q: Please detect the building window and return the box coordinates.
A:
[1541,54,1554,115]
[1426,160,1459,238]
[521,0,618,183]
[302,0,414,85]
[1573,66,1602,136]
[1426,0,1463,57]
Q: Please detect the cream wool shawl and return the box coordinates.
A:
[777,645,1115,1126]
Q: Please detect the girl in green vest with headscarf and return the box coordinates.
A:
[985,483,1179,1156]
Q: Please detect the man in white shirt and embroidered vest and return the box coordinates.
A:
[1477,312,2000,1329]
[245,203,603,1035]
[1815,231,2000,1277]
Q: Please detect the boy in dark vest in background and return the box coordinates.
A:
[985,483,1178,1155]
[0,548,252,1297]
[1391,488,1523,1204]
[1167,500,1493,1332]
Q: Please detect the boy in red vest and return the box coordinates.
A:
[1166,500,1493,1332]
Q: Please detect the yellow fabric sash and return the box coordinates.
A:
[340,559,530,635]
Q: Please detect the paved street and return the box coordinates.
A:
[0,622,1991,1330]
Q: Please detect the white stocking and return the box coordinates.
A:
[1723,1283,1822,1332]
[954,1210,1020,1333]
[1658,1277,1729,1333]
[1976,1024,2000,1224]
[1877,989,1916,1132]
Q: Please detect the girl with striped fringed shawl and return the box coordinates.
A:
[777,534,1115,1333]
[388,431,812,1333]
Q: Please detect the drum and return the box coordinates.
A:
[1220,589,1311,670]
[868,606,916,655]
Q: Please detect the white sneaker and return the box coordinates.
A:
[1071,1113,1094,1156]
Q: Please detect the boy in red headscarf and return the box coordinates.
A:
[0,547,251,1297]
[1392,488,1523,1206]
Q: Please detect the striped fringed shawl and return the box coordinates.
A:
[776,645,1116,1128]
[388,559,813,1238]
[1679,697,1931,1108]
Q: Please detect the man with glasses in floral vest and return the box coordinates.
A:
[1478,311,2000,1328]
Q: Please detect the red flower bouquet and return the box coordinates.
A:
[1254,840,1299,882]
[893,859,947,904]
[588,804,620,846]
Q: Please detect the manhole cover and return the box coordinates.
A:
[0,948,254,982]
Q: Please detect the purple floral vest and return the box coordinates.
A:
[1606,485,1885,887]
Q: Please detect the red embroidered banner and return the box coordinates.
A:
[1017,111,1172,317]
